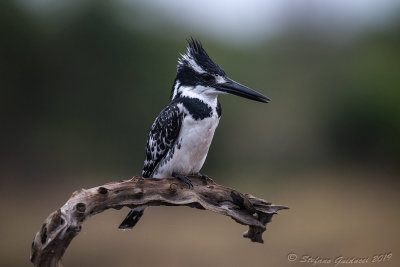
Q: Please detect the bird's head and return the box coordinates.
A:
[171,38,270,104]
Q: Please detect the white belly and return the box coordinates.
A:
[152,115,219,178]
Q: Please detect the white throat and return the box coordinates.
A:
[180,85,219,107]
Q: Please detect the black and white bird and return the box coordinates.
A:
[119,38,270,229]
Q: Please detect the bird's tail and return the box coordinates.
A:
[118,206,147,230]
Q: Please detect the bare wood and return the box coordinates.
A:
[30,175,288,267]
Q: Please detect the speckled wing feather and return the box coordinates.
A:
[142,102,183,178]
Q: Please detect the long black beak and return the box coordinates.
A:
[215,78,270,103]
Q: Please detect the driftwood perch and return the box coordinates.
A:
[31,175,288,267]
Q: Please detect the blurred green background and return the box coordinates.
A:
[1,0,399,266]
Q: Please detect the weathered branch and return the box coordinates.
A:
[30,175,288,267]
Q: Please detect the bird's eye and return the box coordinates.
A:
[202,74,214,82]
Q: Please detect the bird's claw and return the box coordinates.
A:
[201,174,209,180]
[172,172,193,189]
[196,172,213,184]
[196,172,209,180]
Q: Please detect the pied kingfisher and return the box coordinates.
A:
[119,38,270,229]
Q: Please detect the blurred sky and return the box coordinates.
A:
[21,0,400,45]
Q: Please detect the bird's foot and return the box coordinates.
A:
[172,172,193,189]
[195,172,214,184]
[196,172,209,180]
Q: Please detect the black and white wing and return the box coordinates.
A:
[142,102,183,177]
